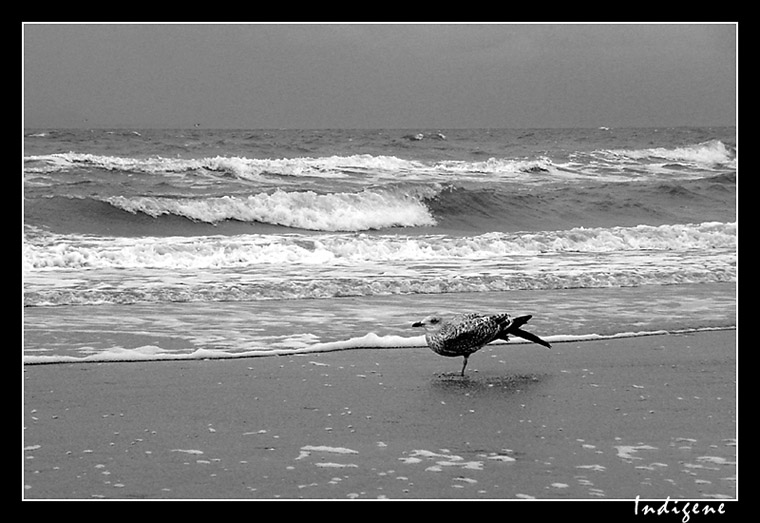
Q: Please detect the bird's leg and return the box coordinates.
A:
[460,354,469,376]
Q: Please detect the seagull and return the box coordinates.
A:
[412,312,551,376]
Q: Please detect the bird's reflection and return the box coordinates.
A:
[428,372,548,396]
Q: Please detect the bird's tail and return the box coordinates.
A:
[510,328,552,349]
[508,314,532,329]
[501,314,552,349]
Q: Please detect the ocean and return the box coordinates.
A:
[22,127,737,364]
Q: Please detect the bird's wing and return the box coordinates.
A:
[440,314,504,351]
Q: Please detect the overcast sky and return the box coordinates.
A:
[22,23,736,129]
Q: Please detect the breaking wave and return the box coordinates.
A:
[24,221,735,271]
[103,186,438,232]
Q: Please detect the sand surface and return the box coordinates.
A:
[23,330,736,500]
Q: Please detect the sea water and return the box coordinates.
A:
[22,127,737,364]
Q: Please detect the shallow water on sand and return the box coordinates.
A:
[23,283,735,364]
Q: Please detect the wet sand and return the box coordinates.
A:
[23,329,736,500]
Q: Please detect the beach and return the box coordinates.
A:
[23,127,737,501]
[23,329,736,500]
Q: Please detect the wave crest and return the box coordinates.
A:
[23,152,427,180]
[104,187,437,232]
[599,140,736,166]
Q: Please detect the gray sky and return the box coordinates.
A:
[23,23,737,129]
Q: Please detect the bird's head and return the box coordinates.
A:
[412,314,444,331]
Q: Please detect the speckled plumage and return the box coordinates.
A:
[413,312,551,376]
[424,313,511,357]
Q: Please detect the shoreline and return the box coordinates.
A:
[21,325,736,366]
[23,283,737,366]
[23,329,736,500]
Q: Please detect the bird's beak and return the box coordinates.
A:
[412,321,424,328]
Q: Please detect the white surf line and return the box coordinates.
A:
[23,325,736,366]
